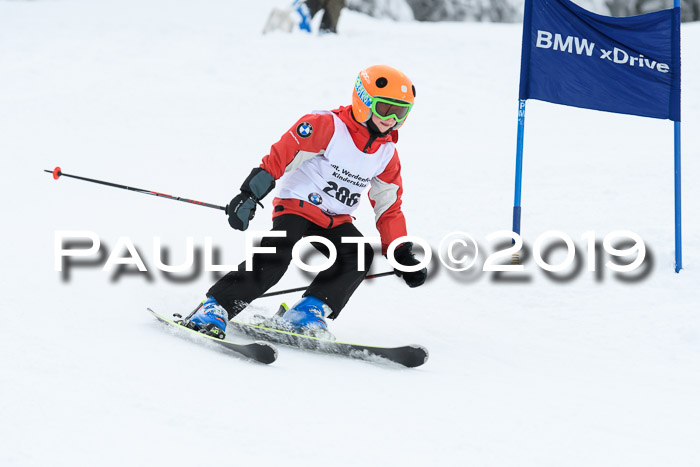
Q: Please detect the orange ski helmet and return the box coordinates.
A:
[352,65,415,129]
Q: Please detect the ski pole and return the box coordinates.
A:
[180,272,396,321]
[44,166,227,211]
[260,271,395,298]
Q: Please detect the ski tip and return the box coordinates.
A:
[253,341,279,364]
[404,344,429,368]
[420,346,430,366]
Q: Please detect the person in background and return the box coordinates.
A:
[305,0,346,34]
[263,0,346,35]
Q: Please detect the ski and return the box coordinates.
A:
[147,308,278,364]
[228,318,429,368]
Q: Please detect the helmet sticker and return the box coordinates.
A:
[296,122,313,138]
[354,76,373,107]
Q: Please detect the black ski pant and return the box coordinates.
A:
[306,0,345,33]
[208,214,374,320]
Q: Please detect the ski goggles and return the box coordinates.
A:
[370,97,412,122]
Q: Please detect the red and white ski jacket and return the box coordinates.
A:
[260,105,407,254]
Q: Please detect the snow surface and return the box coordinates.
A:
[2,1,700,466]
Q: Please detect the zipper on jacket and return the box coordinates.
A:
[362,134,378,153]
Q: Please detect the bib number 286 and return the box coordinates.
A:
[323,181,360,207]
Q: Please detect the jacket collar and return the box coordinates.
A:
[332,105,398,146]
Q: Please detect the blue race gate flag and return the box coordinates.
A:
[519,0,681,121]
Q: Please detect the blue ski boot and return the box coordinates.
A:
[280,296,331,334]
[187,296,228,339]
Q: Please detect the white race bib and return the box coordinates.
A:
[277,114,395,216]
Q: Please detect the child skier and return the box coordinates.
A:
[186,65,427,337]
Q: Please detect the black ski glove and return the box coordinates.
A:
[392,242,427,288]
[226,168,275,231]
